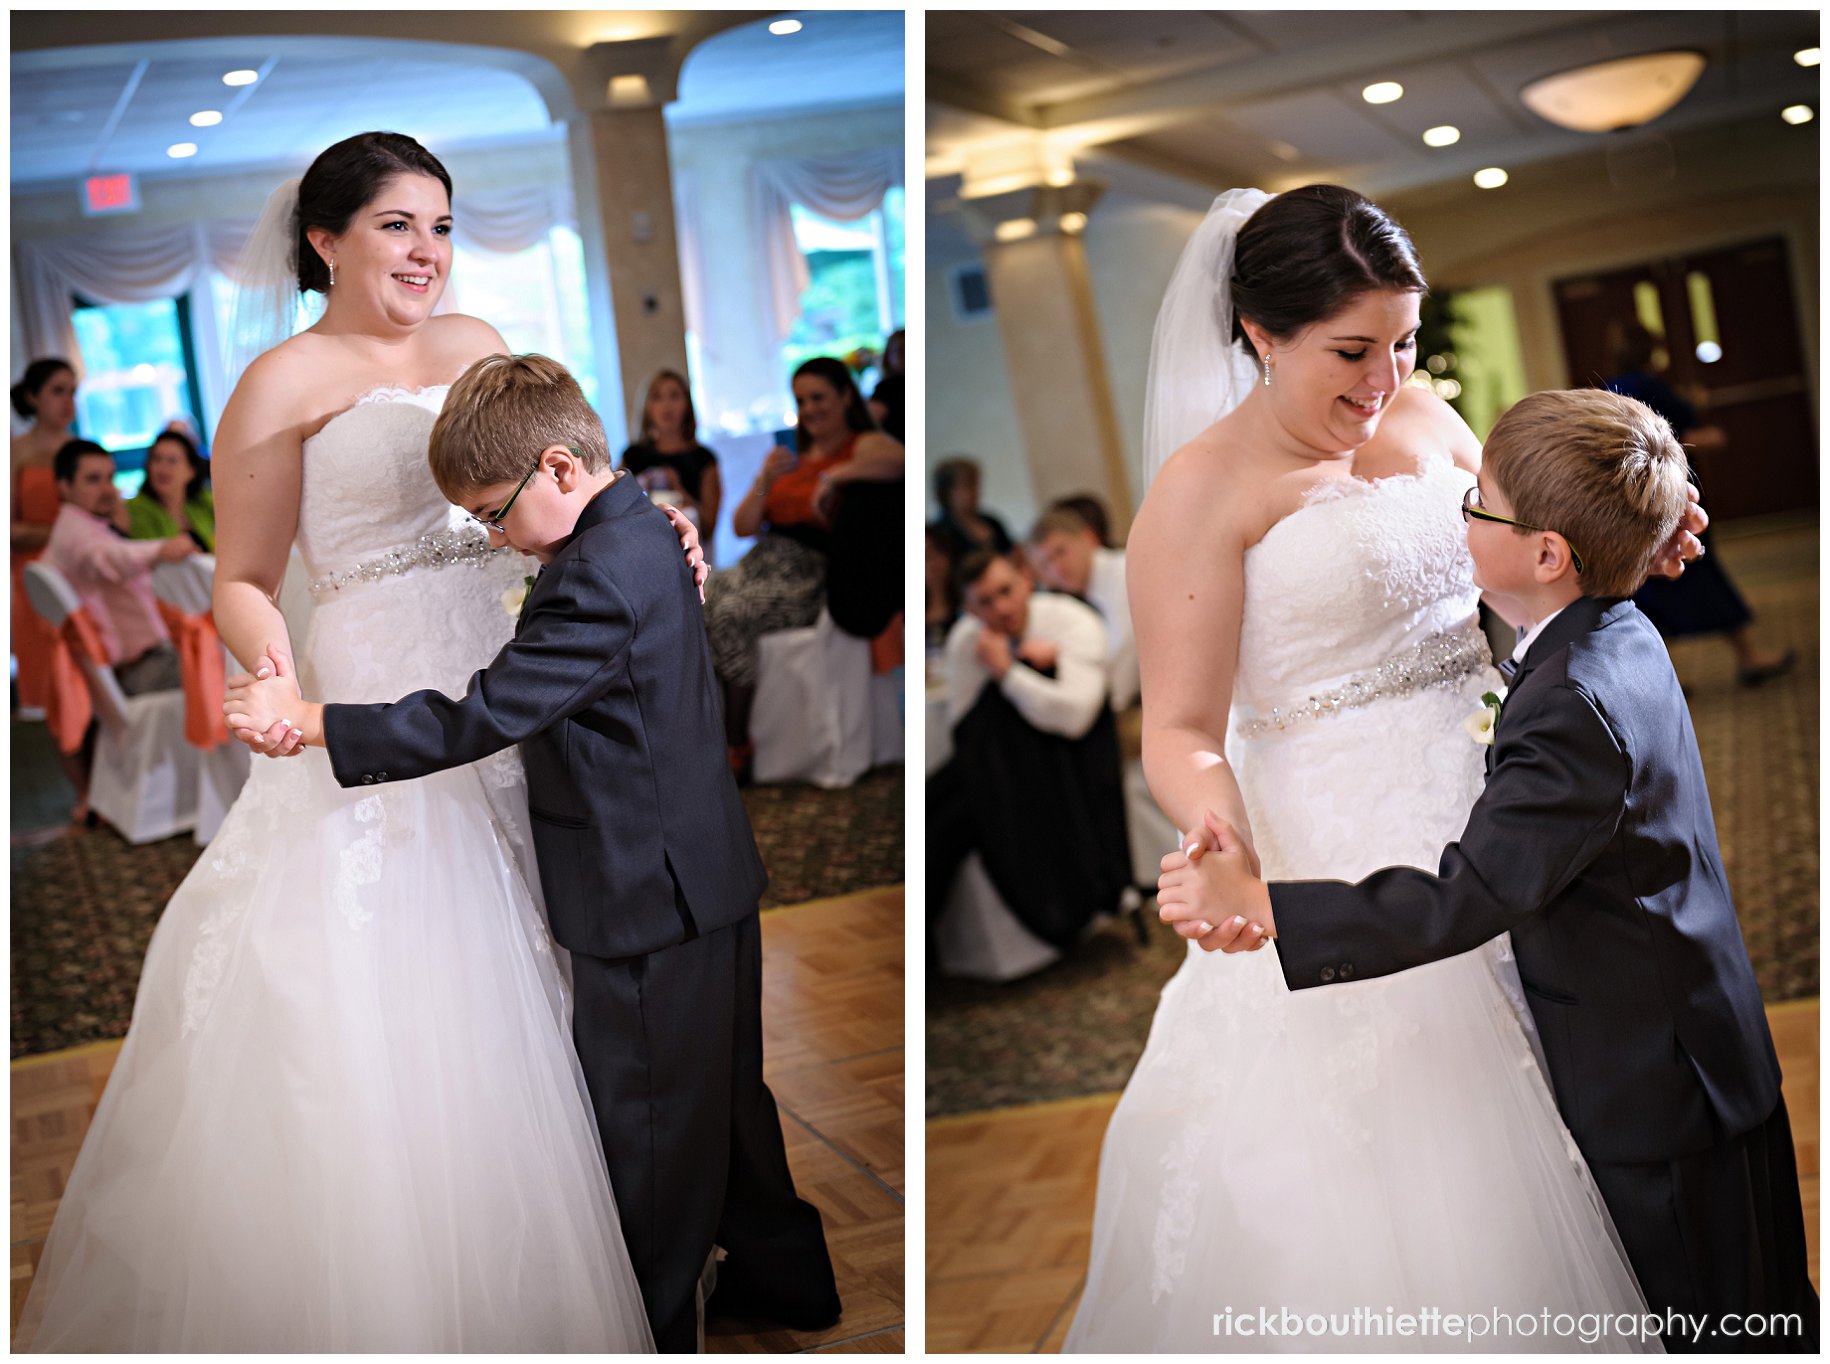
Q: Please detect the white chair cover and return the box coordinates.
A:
[933,855,1061,982]
[751,609,874,789]
[150,554,249,845]
[23,562,199,844]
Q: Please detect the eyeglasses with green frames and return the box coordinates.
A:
[1460,484,1585,574]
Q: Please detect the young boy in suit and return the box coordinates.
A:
[1158,389,1815,1352]
[226,353,839,1351]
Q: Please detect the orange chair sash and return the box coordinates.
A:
[871,611,904,675]
[155,601,230,749]
[44,608,107,755]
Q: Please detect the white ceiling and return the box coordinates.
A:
[928,10,1821,202]
[10,11,905,190]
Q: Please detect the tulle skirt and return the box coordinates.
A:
[15,746,653,1352]
[1065,678,1655,1353]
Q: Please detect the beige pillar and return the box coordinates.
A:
[565,38,690,430]
[955,182,1133,538]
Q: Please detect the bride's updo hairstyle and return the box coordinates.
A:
[1229,185,1426,350]
[294,132,452,294]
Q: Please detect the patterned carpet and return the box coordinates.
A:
[927,516,1819,1117]
[10,739,903,1059]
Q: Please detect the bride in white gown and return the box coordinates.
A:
[1065,188,1677,1353]
[15,134,661,1351]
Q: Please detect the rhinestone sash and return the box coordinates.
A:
[1235,620,1490,739]
[308,527,503,599]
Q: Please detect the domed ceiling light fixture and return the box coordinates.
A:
[1520,50,1705,133]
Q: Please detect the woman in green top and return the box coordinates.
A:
[126,427,214,552]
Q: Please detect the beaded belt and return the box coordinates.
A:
[308,527,504,599]
[1235,621,1490,739]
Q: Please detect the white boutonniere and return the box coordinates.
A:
[1464,686,1508,746]
[502,574,535,619]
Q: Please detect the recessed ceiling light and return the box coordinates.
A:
[1473,166,1508,189]
[1362,81,1404,105]
[1059,212,1087,234]
[222,69,258,87]
[995,218,1037,243]
[1422,125,1461,147]
[189,110,222,128]
[1782,104,1814,125]
[769,19,802,36]
[1795,48,1820,67]
[167,142,198,159]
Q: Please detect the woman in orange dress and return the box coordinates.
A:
[11,358,78,714]
[703,356,903,775]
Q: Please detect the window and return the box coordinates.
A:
[780,187,905,385]
[451,228,599,409]
[70,296,204,488]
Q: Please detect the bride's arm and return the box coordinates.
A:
[211,352,304,684]
[1129,447,1258,865]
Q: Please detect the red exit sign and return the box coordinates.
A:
[82,174,140,216]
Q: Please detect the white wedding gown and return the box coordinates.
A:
[1065,450,1654,1353]
[16,387,654,1352]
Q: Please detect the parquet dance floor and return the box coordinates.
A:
[12,888,905,1353]
[927,998,1818,1354]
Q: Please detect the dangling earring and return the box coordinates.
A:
[1262,353,1272,387]
[328,259,337,289]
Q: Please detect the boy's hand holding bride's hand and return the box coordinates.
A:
[660,504,709,602]
[1157,813,1276,953]
[224,643,308,757]
[1650,482,1707,581]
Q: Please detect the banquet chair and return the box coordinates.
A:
[751,609,902,788]
[23,561,199,844]
[151,555,250,845]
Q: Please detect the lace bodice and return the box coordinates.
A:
[291,386,525,706]
[1232,448,1480,719]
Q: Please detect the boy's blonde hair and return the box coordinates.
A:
[1482,389,1689,598]
[428,353,610,502]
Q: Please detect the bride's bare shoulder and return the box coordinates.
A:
[1135,419,1263,548]
[1384,384,1483,472]
[426,313,511,368]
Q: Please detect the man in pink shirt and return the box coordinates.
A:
[44,439,195,697]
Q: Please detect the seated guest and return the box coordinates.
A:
[12,357,79,714]
[43,439,196,819]
[705,356,903,778]
[928,549,1132,949]
[924,525,958,655]
[1048,492,1113,548]
[930,456,1013,563]
[619,368,722,551]
[125,427,215,552]
[1029,507,1138,711]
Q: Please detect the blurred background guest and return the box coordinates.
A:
[619,368,722,557]
[706,355,903,777]
[43,439,195,818]
[869,327,905,442]
[925,524,959,655]
[1606,321,1794,685]
[124,426,215,553]
[1048,492,1113,549]
[929,548,1131,951]
[12,357,78,714]
[1028,503,1137,711]
[930,456,1014,564]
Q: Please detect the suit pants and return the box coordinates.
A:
[1588,1094,1818,1352]
[570,913,839,1352]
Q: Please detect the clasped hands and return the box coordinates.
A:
[974,630,1057,680]
[1157,810,1278,954]
[223,644,309,758]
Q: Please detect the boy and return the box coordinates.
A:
[1158,389,1815,1351]
[226,354,839,1351]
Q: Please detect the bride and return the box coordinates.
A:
[15,133,688,1351]
[1064,187,1698,1352]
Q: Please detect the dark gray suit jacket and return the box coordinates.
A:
[1272,597,1780,1165]
[322,474,766,959]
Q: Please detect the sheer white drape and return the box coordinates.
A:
[750,149,903,341]
[11,186,576,429]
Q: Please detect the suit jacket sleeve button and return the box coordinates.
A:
[377,772,389,781]
[1339,963,1355,980]
[1319,966,1336,983]
[362,775,376,784]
